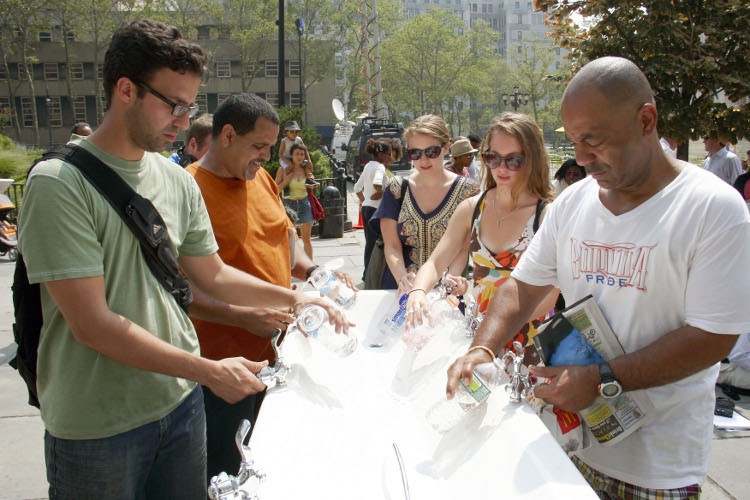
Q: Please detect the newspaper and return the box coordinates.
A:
[532,295,655,447]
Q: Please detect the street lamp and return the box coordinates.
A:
[502,86,530,112]
[45,96,53,146]
[295,18,305,111]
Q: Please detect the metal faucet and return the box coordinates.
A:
[208,420,266,499]
[502,341,536,403]
[257,329,290,389]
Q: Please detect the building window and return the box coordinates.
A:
[290,92,301,107]
[0,65,6,80]
[488,4,492,12]
[515,1,520,8]
[481,4,486,12]
[517,45,523,54]
[265,92,279,106]
[18,64,32,80]
[195,93,207,113]
[69,63,84,80]
[197,26,210,40]
[517,13,523,24]
[66,31,75,42]
[527,1,532,9]
[265,60,279,78]
[44,63,59,80]
[218,93,231,106]
[517,30,523,41]
[471,3,477,12]
[218,26,231,40]
[289,60,300,77]
[39,31,52,42]
[99,94,107,114]
[21,97,34,127]
[97,64,104,80]
[72,96,87,122]
[216,60,231,78]
[47,96,63,127]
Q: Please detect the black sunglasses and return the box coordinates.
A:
[481,152,525,171]
[406,145,443,161]
[135,81,199,118]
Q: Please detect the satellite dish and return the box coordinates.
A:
[332,99,345,122]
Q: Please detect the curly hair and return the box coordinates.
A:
[103,19,209,106]
[365,137,392,156]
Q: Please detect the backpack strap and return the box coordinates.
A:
[38,144,192,312]
[533,199,547,233]
[399,176,408,209]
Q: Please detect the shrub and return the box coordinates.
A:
[0,134,14,151]
[0,145,43,181]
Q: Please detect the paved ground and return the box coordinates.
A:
[0,187,748,498]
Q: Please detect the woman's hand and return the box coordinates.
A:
[405,288,430,330]
[445,274,469,296]
[397,271,416,296]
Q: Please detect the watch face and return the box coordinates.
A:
[601,382,622,398]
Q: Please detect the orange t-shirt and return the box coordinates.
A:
[186,164,294,362]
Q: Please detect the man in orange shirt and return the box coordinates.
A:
[186,93,354,480]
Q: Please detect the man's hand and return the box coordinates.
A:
[333,271,358,292]
[293,294,355,334]
[446,349,494,399]
[529,364,600,412]
[237,307,295,338]
[204,357,269,403]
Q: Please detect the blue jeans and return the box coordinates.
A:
[45,386,206,499]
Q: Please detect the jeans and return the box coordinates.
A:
[203,386,266,482]
[45,386,206,500]
[361,205,378,279]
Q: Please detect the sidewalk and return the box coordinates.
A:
[0,187,747,498]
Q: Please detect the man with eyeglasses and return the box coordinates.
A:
[448,57,750,498]
[18,19,348,498]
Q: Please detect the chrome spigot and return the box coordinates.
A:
[257,329,290,389]
[502,341,536,404]
[208,420,265,499]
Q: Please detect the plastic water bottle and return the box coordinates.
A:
[425,370,492,434]
[309,268,357,309]
[294,304,358,357]
[378,293,408,337]
[401,293,462,352]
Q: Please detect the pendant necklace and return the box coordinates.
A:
[493,194,519,227]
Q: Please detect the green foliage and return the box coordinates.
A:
[536,0,750,159]
[0,134,13,151]
[0,145,43,180]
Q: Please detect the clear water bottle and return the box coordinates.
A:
[294,304,358,357]
[425,370,492,434]
[309,268,357,309]
[401,293,461,352]
[377,293,408,337]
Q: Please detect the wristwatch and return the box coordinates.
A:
[598,362,623,399]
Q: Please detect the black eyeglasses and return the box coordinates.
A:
[405,145,443,161]
[481,152,525,171]
[135,81,199,118]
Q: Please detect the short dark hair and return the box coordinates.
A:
[187,113,213,148]
[212,93,280,138]
[467,133,482,144]
[71,122,91,134]
[103,19,209,106]
[289,143,308,157]
[555,158,586,181]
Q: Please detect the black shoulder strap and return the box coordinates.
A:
[39,144,192,312]
[533,199,547,233]
[471,190,490,227]
[399,176,408,208]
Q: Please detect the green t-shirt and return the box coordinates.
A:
[18,137,218,439]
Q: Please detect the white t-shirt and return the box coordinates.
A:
[728,333,750,372]
[353,161,387,209]
[513,163,750,489]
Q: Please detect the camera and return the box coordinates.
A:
[302,159,309,166]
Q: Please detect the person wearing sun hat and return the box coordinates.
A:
[448,137,478,178]
[276,120,314,179]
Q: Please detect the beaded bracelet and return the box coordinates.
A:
[467,345,496,361]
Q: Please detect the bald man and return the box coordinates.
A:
[447,57,750,497]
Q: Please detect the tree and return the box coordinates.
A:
[380,8,503,125]
[536,0,750,160]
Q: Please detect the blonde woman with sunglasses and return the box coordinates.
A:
[405,112,557,355]
[370,114,479,292]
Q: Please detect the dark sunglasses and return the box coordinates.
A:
[135,81,199,118]
[406,145,443,161]
[481,152,525,171]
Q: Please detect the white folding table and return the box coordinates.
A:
[248,290,597,499]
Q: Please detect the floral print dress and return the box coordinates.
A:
[469,191,548,360]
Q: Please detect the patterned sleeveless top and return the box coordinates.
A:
[469,190,548,356]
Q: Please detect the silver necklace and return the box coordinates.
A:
[492,194,519,227]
